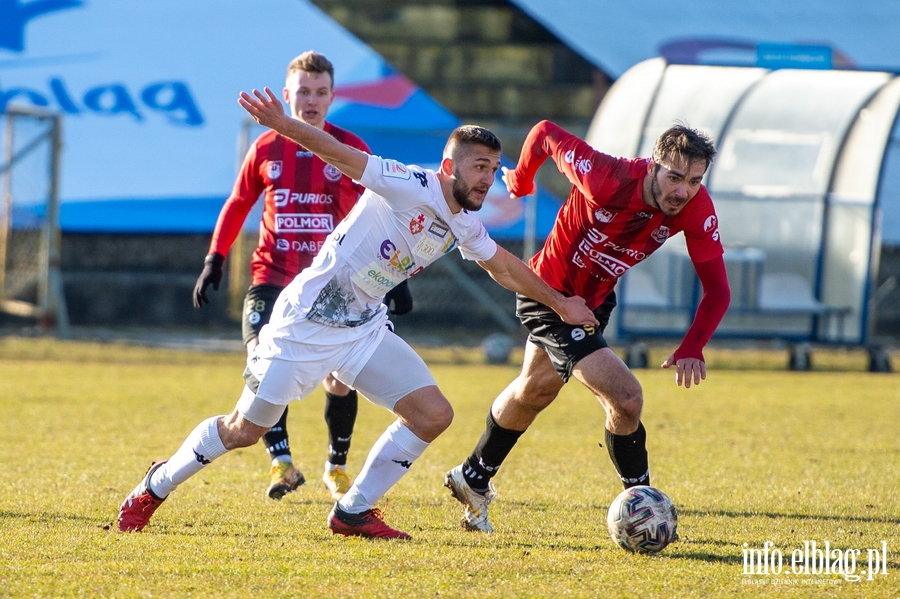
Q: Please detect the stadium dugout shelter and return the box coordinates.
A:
[588,56,900,371]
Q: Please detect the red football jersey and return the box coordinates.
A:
[209,121,370,287]
[508,121,724,311]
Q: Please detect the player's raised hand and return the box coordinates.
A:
[501,166,535,199]
[661,354,706,388]
[238,87,288,130]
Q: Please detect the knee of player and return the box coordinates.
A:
[220,420,265,449]
[617,387,644,417]
[512,376,562,410]
[429,400,454,432]
[420,399,454,439]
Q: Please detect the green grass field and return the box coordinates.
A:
[0,336,898,598]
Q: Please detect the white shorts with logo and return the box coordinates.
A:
[239,318,436,428]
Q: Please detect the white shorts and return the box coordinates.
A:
[238,323,436,427]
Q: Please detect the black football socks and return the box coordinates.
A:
[605,421,650,488]
[462,412,524,494]
[263,407,291,459]
[324,389,358,466]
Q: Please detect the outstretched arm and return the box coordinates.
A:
[238,87,368,181]
[502,120,605,201]
[477,246,599,326]
[661,254,731,387]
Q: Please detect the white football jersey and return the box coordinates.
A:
[263,154,498,336]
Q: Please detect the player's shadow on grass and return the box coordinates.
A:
[660,548,744,564]
[0,510,98,524]
[680,508,900,525]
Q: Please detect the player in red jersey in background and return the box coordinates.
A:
[192,51,412,501]
[445,120,731,532]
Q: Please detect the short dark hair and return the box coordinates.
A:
[653,124,717,169]
[286,50,335,87]
[443,125,502,159]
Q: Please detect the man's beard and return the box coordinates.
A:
[650,175,683,216]
[650,175,663,211]
[452,170,485,211]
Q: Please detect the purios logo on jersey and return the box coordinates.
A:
[606,241,647,261]
[275,213,333,233]
[275,238,325,253]
[595,207,616,223]
[382,160,410,179]
[323,164,342,182]
[272,189,333,207]
[564,150,576,164]
[585,228,609,245]
[267,161,282,179]
[651,226,670,243]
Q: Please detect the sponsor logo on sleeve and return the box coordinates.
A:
[563,150,592,174]
[382,159,410,179]
[413,170,428,188]
[575,158,593,175]
[267,161,282,180]
[704,215,720,241]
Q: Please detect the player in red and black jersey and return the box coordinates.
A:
[192,51,412,502]
[445,121,731,532]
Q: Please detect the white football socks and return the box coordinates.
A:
[338,419,428,513]
[148,415,228,498]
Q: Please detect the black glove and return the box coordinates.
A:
[383,280,413,316]
[192,252,225,308]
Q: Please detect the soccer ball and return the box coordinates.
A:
[481,333,514,364]
[606,485,678,554]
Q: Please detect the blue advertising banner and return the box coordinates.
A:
[1,0,560,238]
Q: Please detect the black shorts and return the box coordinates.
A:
[516,291,617,383]
[241,284,284,345]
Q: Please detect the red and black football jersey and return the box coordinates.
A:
[509,121,724,310]
[209,121,370,287]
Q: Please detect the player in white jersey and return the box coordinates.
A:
[118,87,599,539]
